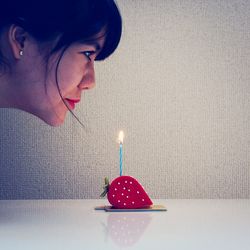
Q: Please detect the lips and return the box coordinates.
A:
[65,98,80,109]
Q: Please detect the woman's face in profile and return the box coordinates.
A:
[16,35,105,126]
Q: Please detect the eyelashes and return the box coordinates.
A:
[82,51,96,61]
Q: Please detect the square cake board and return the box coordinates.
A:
[94,204,167,212]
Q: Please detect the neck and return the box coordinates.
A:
[0,72,19,108]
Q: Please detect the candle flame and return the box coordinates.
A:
[118,131,124,144]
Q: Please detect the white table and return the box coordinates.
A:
[0,199,249,250]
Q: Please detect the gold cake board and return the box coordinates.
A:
[95,204,167,212]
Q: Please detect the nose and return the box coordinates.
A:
[78,62,96,90]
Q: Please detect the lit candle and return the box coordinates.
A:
[118,131,124,176]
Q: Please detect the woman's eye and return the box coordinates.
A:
[82,51,95,61]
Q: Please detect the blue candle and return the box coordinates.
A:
[118,131,124,176]
[119,142,123,176]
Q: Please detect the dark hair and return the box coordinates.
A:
[0,0,122,59]
[0,0,122,126]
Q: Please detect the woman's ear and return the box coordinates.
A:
[8,24,27,59]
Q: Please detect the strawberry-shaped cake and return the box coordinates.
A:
[100,176,153,209]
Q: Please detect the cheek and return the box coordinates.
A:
[58,68,82,89]
[45,50,86,100]
[43,61,69,101]
[56,53,85,89]
[59,68,83,90]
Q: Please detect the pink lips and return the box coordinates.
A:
[65,98,80,109]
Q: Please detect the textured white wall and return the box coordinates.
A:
[0,0,249,199]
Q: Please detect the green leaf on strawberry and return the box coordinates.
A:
[100,177,110,198]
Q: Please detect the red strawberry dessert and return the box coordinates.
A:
[101,176,153,209]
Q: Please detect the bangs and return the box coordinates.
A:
[95,1,122,61]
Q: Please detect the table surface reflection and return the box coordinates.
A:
[0,199,249,250]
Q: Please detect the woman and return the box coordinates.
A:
[0,0,122,126]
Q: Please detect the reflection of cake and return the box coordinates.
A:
[101,176,153,209]
[107,213,152,246]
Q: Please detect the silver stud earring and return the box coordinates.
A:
[19,50,23,56]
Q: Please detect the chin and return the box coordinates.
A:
[45,119,64,127]
[43,116,65,127]
[15,107,66,126]
[34,111,66,127]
